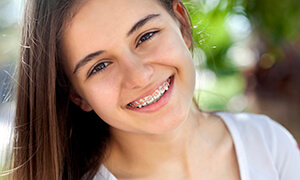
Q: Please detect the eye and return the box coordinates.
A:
[136,30,159,48]
[88,62,111,77]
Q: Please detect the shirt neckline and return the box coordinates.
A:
[97,112,250,180]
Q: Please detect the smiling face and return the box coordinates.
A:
[62,0,195,134]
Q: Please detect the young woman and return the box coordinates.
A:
[8,0,300,179]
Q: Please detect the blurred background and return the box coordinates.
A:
[183,0,300,143]
[0,0,21,175]
[0,0,300,174]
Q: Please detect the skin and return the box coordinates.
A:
[62,0,241,179]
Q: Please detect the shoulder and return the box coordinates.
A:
[216,112,300,179]
[216,112,298,148]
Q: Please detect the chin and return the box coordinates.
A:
[145,106,190,134]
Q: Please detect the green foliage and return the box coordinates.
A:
[195,72,245,111]
[185,0,236,73]
[245,0,300,44]
[184,0,300,111]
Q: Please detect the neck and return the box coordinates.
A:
[111,107,201,156]
[104,106,219,176]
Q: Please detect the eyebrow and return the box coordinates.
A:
[127,14,161,37]
[72,14,160,75]
[73,50,105,74]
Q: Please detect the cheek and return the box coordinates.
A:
[162,32,196,94]
[154,30,192,64]
[153,31,195,81]
[87,86,126,129]
[84,78,120,115]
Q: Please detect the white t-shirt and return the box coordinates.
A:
[92,112,300,180]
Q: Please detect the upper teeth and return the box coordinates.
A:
[129,78,171,108]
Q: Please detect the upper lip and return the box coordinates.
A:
[127,76,171,105]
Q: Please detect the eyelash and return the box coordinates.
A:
[89,62,111,77]
[136,30,159,48]
[88,31,159,77]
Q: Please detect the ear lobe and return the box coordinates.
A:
[70,89,93,112]
[172,1,192,48]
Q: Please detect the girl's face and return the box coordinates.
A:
[62,0,195,134]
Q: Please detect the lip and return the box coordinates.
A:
[126,76,174,113]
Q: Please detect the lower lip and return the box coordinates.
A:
[127,76,174,113]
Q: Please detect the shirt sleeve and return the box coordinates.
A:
[268,118,300,180]
[220,112,300,180]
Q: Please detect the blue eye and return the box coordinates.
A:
[136,31,159,47]
[89,62,110,77]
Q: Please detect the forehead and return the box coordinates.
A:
[62,0,168,66]
[65,0,165,38]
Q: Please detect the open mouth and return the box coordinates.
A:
[127,76,173,109]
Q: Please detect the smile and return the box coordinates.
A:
[128,77,172,108]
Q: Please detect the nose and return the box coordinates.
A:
[121,53,153,89]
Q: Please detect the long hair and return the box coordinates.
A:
[9,0,193,179]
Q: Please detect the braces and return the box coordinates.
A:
[129,78,171,108]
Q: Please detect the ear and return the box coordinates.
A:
[172,1,192,48]
[69,88,93,112]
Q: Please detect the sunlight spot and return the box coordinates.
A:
[199,0,220,13]
[219,0,228,10]
[226,14,252,41]
[227,44,256,68]
[195,68,217,90]
[227,94,248,112]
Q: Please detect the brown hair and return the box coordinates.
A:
[9,0,193,179]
